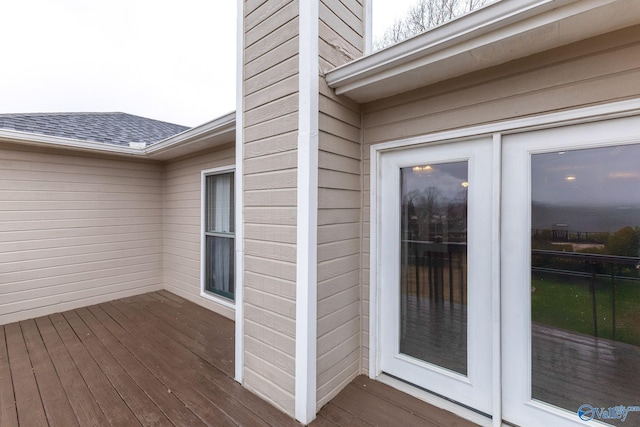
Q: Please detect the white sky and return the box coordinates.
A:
[0,1,410,128]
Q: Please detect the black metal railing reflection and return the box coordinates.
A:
[401,240,467,305]
[532,249,640,340]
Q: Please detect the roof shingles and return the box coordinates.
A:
[0,112,190,146]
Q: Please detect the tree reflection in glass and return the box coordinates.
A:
[399,161,468,375]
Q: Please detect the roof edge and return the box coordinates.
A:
[326,0,636,102]
[0,111,237,161]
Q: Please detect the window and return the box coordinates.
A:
[203,170,235,301]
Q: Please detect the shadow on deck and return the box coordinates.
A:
[0,291,475,426]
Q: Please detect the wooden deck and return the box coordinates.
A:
[0,291,476,426]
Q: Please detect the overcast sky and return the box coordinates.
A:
[0,1,416,128]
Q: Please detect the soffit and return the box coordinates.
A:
[326,0,640,103]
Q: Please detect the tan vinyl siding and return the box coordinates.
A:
[0,144,163,325]
[162,144,235,319]
[316,0,364,409]
[359,25,640,372]
[242,0,299,416]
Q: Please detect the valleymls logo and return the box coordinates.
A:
[578,404,640,423]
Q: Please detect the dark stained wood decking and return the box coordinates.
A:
[1,291,476,426]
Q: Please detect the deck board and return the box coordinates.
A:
[2,291,476,426]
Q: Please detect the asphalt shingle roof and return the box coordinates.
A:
[0,112,190,147]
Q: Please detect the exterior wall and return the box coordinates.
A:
[242,0,300,416]
[0,144,163,325]
[162,143,235,319]
[316,0,364,410]
[359,25,640,372]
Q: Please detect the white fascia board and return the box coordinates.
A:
[0,111,236,161]
[145,111,236,160]
[0,128,143,157]
[327,0,638,103]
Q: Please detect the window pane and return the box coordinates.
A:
[531,144,640,414]
[206,173,234,233]
[399,161,468,375]
[205,235,235,300]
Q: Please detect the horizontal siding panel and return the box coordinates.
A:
[245,75,298,112]
[319,151,360,174]
[244,271,296,300]
[244,240,297,263]
[318,222,360,244]
[244,112,298,143]
[246,17,299,64]
[244,150,297,175]
[245,169,297,190]
[244,367,295,417]
[321,0,363,36]
[245,287,296,319]
[318,132,361,160]
[245,320,295,362]
[245,37,299,79]
[317,317,360,362]
[245,302,296,338]
[245,0,297,48]
[317,208,360,225]
[244,207,297,225]
[3,238,162,262]
[244,132,297,159]
[318,168,360,190]
[0,217,160,233]
[245,335,295,375]
[318,188,360,209]
[318,238,359,263]
[244,94,299,128]
[318,270,360,301]
[244,224,296,244]
[318,286,360,321]
[318,300,360,337]
[319,112,360,142]
[244,188,297,207]
[244,255,297,282]
[245,56,298,96]
[317,254,359,283]
[244,351,295,396]
[245,0,290,26]
[319,2,362,52]
[317,353,359,408]
[319,94,361,128]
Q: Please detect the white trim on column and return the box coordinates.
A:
[234,0,245,384]
[364,0,372,54]
[295,0,319,424]
[491,133,502,427]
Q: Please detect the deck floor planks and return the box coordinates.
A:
[2,291,480,426]
[4,322,47,427]
[61,309,173,427]
[34,315,111,426]
[105,297,273,426]
[75,306,208,427]
[0,326,18,427]
[19,319,79,427]
[89,302,239,426]
[49,312,142,426]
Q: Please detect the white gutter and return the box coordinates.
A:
[326,0,639,103]
[0,111,236,161]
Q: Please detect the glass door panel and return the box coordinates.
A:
[379,137,494,415]
[502,115,640,427]
[530,144,640,419]
[400,162,468,375]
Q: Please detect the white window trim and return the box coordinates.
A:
[369,97,640,427]
[201,165,236,310]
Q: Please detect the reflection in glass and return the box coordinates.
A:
[400,162,468,375]
[531,144,640,418]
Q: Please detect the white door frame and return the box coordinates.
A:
[369,98,640,427]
